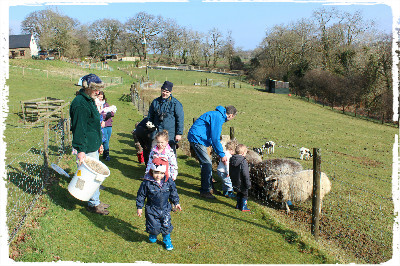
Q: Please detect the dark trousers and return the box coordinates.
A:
[237,189,249,200]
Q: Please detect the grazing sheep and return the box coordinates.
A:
[265,170,331,213]
[299,147,312,160]
[245,150,263,165]
[248,158,303,201]
[262,141,275,154]
[252,147,263,157]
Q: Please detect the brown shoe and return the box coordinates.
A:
[87,205,109,215]
[99,202,110,209]
[200,192,216,199]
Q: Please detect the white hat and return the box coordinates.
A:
[150,162,167,173]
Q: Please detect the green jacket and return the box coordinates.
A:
[70,88,102,153]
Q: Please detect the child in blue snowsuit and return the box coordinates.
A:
[136,157,182,250]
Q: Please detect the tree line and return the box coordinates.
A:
[20,7,398,122]
[247,7,397,122]
[20,8,242,69]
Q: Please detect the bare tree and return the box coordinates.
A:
[125,12,165,60]
[89,19,123,55]
[209,28,223,68]
[187,29,203,66]
[21,7,79,56]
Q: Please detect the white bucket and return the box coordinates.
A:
[68,156,110,201]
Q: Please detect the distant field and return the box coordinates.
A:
[5,59,397,263]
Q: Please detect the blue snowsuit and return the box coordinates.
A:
[147,95,184,150]
[136,175,180,236]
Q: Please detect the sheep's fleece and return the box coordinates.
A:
[249,158,303,189]
[245,150,263,164]
[266,170,331,203]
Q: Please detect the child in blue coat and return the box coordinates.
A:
[136,157,182,250]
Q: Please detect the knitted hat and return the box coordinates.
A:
[150,157,169,181]
[81,74,105,90]
[161,81,173,92]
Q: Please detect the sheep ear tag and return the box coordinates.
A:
[77,170,81,176]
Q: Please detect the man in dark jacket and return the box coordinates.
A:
[187,105,237,199]
[147,81,184,155]
[230,144,251,212]
[70,73,110,215]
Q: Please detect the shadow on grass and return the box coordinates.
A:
[100,153,145,180]
[79,209,146,242]
[102,185,136,201]
[192,205,300,245]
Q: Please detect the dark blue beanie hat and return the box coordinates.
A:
[161,81,173,92]
[81,74,105,89]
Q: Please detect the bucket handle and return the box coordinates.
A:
[95,175,106,182]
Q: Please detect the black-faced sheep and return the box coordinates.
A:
[265,170,331,213]
[299,147,312,160]
[252,147,263,157]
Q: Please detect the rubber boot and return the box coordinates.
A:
[162,234,173,250]
[235,196,242,209]
[137,151,144,164]
[149,234,157,243]
[104,149,111,161]
[241,198,251,212]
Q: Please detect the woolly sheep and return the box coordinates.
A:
[245,149,263,165]
[249,158,303,200]
[299,147,312,160]
[265,170,331,213]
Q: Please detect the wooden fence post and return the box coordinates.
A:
[230,127,235,140]
[43,119,50,179]
[311,148,321,240]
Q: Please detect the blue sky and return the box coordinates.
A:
[6,0,399,51]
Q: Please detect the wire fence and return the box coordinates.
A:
[9,65,123,87]
[6,118,70,243]
[128,85,395,263]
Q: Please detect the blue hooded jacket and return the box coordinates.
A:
[187,106,227,158]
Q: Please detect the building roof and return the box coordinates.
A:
[9,34,32,49]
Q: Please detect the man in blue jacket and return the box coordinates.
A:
[187,105,237,199]
[148,81,184,155]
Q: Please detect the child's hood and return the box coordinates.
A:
[230,154,246,167]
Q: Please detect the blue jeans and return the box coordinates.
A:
[217,171,233,192]
[190,142,213,194]
[76,150,101,207]
[102,127,112,150]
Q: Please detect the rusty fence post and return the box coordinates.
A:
[311,148,321,240]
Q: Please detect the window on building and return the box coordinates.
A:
[20,50,25,56]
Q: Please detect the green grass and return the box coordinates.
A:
[6,59,397,263]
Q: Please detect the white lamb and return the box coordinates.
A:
[299,147,312,160]
[102,105,117,114]
[265,170,331,213]
[263,141,275,154]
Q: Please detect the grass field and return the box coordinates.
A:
[4,59,398,264]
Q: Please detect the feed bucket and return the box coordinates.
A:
[68,156,110,201]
